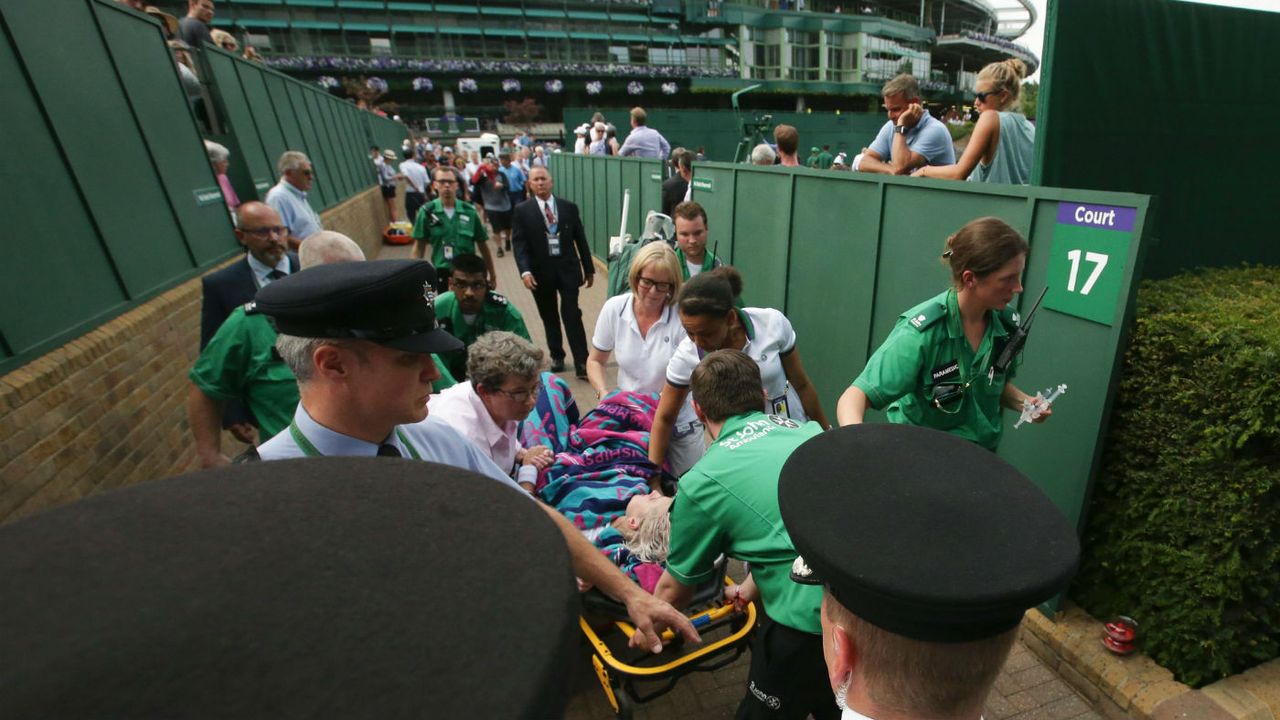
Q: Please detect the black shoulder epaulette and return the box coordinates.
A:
[998,305,1021,332]
[243,301,259,315]
[485,291,509,307]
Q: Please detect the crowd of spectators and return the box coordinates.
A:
[264,56,737,79]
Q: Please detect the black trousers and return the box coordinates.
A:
[404,191,426,227]
[531,276,588,365]
[736,616,839,720]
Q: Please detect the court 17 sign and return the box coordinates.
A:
[1043,203,1134,326]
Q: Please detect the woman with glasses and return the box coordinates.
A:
[648,266,830,477]
[836,216,1048,451]
[913,58,1034,185]
[427,331,553,489]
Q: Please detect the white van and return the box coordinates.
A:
[455,133,501,161]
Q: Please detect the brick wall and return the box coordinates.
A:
[0,186,385,525]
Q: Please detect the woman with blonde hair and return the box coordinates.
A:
[914,58,1035,185]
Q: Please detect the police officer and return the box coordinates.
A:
[251,258,698,653]
[654,349,838,720]
[433,252,530,380]
[779,424,1080,719]
[411,166,496,293]
[836,216,1048,451]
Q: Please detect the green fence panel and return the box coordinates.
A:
[730,168,794,312]
[604,161,624,252]
[333,102,370,190]
[1036,0,1280,278]
[4,1,192,298]
[235,61,291,199]
[302,89,351,200]
[263,73,329,209]
[640,162,663,224]
[94,2,231,266]
[203,50,273,197]
[0,20,124,360]
[689,164,738,268]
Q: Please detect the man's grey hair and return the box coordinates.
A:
[882,74,921,101]
[466,331,544,390]
[298,231,365,269]
[275,334,365,384]
[750,143,777,166]
[204,140,229,164]
[277,150,311,176]
[670,147,694,172]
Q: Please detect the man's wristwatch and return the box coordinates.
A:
[895,124,909,135]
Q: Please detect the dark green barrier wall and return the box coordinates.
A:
[549,154,1153,546]
[564,106,887,163]
[0,0,406,374]
[1035,0,1280,278]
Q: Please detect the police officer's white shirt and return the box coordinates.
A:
[246,252,291,288]
[399,159,429,195]
[258,404,525,495]
[841,708,874,720]
[665,307,806,421]
[592,294,687,395]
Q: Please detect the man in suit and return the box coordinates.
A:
[198,200,300,441]
[512,167,594,378]
[661,148,693,218]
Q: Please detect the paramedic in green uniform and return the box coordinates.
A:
[655,349,838,720]
[836,216,1048,451]
[432,252,530,380]
[411,166,497,293]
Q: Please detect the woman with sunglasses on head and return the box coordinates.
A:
[913,58,1034,185]
[836,217,1048,451]
[648,266,830,478]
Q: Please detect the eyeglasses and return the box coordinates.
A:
[434,178,457,185]
[240,226,287,238]
[637,277,674,293]
[451,280,488,292]
[974,89,1002,103]
[491,384,541,403]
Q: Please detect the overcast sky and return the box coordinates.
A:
[1019,0,1280,82]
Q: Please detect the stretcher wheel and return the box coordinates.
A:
[612,686,634,720]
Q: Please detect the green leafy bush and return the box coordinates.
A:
[1073,266,1280,687]
[947,121,974,143]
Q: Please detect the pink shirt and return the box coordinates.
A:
[427,382,519,475]
[217,173,240,210]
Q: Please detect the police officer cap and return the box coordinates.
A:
[0,458,579,719]
[779,424,1079,643]
[255,258,463,354]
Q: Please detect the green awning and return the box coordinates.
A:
[436,26,482,35]
[236,18,290,28]
[483,27,524,37]
[391,23,435,33]
[610,13,649,23]
[228,0,283,5]
[568,31,610,41]
[433,4,477,13]
[524,9,565,19]
[342,22,388,31]
[284,0,333,6]
[479,6,522,16]
[652,34,681,43]
[527,29,568,39]
[390,2,431,10]
[292,19,341,29]
[612,33,651,43]
[566,10,609,21]
[336,0,383,8]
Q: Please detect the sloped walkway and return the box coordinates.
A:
[378,237,1104,720]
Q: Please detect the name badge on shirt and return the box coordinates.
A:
[444,245,455,260]
[547,224,561,257]
[771,395,789,417]
[460,215,471,224]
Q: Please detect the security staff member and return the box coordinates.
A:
[655,349,838,720]
[835,217,1048,451]
[779,424,1079,719]
[251,258,699,654]
[411,166,497,293]
[433,252,530,380]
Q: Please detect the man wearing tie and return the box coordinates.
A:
[512,167,594,378]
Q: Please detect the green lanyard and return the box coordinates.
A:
[288,419,422,460]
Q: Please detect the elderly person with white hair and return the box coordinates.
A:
[427,331,554,489]
[264,150,323,250]
[204,140,239,211]
[750,143,777,166]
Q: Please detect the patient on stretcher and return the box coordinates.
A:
[522,382,673,592]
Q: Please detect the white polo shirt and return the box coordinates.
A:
[666,307,806,421]
[592,294,687,394]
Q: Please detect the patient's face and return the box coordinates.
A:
[626,490,672,522]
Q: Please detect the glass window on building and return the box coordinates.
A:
[649,46,687,66]
[370,37,392,56]
[245,32,273,51]
[609,45,629,64]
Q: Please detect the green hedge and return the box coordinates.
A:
[1073,266,1280,687]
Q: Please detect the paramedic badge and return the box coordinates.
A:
[768,415,800,429]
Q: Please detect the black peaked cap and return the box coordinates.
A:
[779,424,1079,643]
[255,258,463,354]
[0,458,578,719]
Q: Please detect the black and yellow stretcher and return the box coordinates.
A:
[579,570,757,719]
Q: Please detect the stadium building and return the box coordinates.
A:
[177,0,1037,128]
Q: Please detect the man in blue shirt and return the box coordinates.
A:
[854,74,956,176]
[251,258,699,654]
[617,107,671,160]
[264,150,324,250]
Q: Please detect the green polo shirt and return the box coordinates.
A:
[666,411,825,634]
[189,307,456,439]
[189,306,298,438]
[852,288,1018,451]
[433,289,531,379]
[411,198,488,271]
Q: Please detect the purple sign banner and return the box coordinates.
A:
[1056,202,1136,232]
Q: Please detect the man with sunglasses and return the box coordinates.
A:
[853,74,955,176]
[432,252,530,380]
[265,151,324,250]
